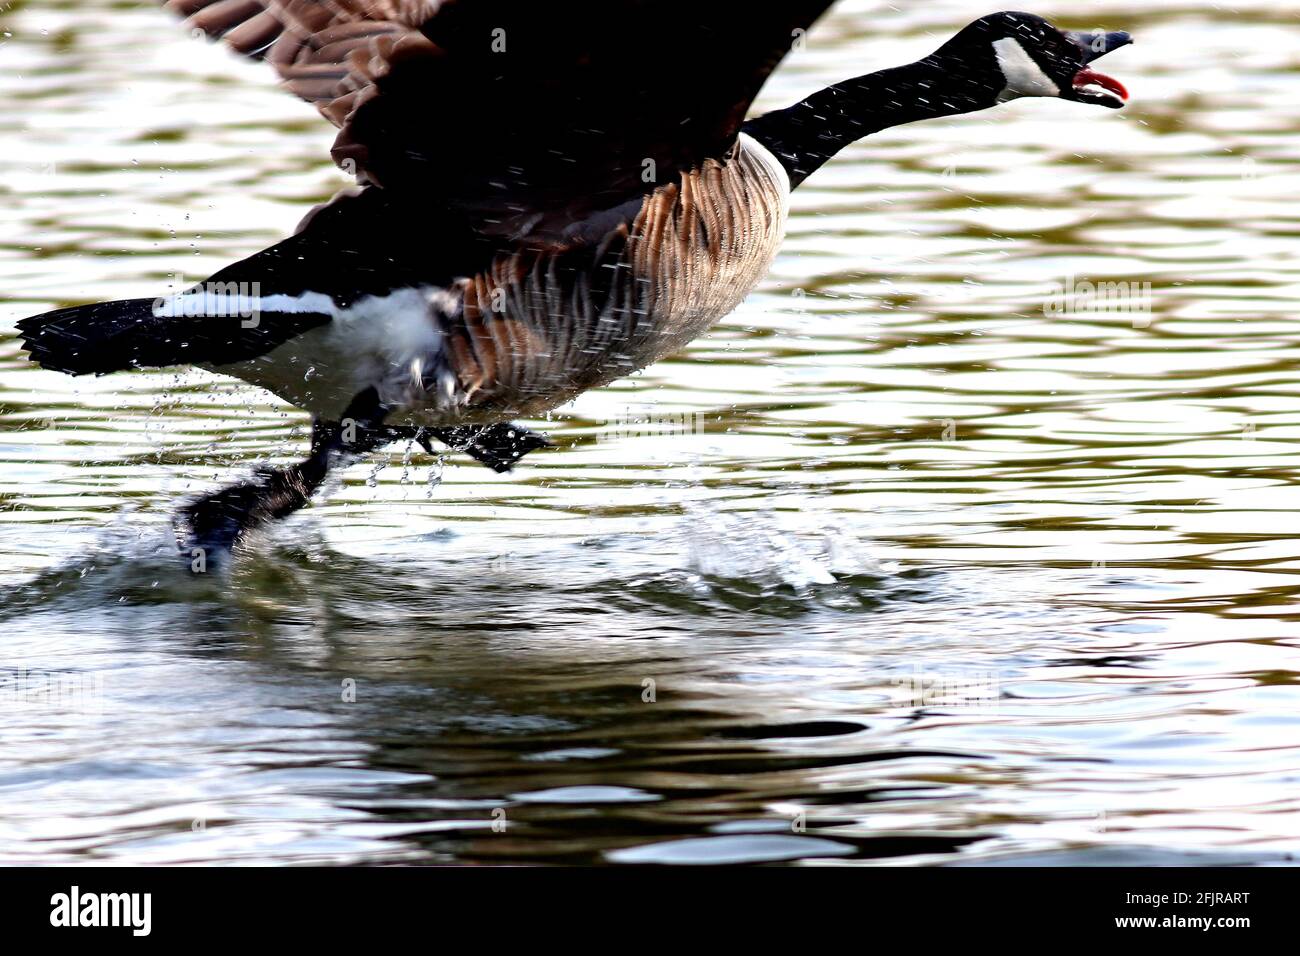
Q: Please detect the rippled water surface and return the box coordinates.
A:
[1,0,1299,865]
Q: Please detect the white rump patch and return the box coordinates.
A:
[992,37,1060,102]
[210,285,456,421]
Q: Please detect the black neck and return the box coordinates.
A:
[743,55,996,188]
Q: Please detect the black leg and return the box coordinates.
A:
[174,398,552,572]
[175,388,392,570]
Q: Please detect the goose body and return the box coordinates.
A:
[15,2,1133,561]
[215,133,790,425]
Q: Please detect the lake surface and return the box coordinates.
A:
[1,0,1298,865]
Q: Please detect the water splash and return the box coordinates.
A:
[682,504,896,590]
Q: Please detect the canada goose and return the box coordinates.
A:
[16,2,1132,563]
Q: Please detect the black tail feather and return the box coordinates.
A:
[17,299,162,375]
[16,297,330,376]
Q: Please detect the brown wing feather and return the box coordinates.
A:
[163,1,436,103]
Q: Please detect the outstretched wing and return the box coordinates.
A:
[166,0,835,241]
[164,1,436,119]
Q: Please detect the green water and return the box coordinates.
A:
[0,0,1297,864]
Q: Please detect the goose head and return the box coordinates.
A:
[935,11,1133,109]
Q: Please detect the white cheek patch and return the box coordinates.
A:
[992,36,1060,102]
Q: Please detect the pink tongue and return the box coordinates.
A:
[1074,67,1128,100]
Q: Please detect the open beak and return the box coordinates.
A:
[1063,29,1132,108]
